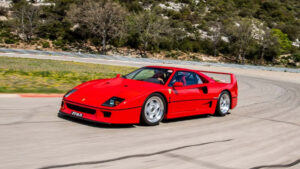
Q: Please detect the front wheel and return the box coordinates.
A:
[215,91,231,116]
[141,93,166,126]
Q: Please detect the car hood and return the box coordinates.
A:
[65,78,164,108]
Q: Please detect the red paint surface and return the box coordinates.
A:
[60,66,238,124]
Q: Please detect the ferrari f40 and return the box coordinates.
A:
[59,66,238,126]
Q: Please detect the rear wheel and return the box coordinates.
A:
[141,93,166,126]
[215,91,231,116]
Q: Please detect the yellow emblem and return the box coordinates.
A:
[81,98,86,102]
[168,89,172,94]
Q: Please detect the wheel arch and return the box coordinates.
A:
[152,92,168,115]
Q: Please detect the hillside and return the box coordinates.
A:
[0,0,299,67]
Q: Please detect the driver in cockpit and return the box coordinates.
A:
[153,71,165,84]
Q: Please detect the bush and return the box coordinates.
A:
[165,51,181,59]
[291,51,300,62]
[4,38,17,44]
[53,39,65,47]
[159,38,174,50]
[0,7,8,16]
[271,28,292,54]
[179,40,203,53]
[42,41,50,48]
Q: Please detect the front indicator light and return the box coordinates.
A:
[102,97,124,107]
[61,101,65,109]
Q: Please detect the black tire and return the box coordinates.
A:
[214,91,231,116]
[141,93,166,126]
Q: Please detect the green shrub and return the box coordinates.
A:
[4,38,16,44]
[53,39,65,47]
[165,51,181,59]
[42,41,50,48]
[271,28,292,54]
[291,51,300,62]
[179,40,203,53]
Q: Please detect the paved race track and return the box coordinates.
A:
[0,73,299,169]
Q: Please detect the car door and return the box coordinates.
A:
[167,71,213,118]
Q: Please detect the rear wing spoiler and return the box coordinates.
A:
[197,70,237,84]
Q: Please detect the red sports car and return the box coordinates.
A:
[59,66,238,126]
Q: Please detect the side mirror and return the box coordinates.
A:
[116,74,121,78]
[173,82,183,88]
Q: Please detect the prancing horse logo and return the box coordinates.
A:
[82,98,86,102]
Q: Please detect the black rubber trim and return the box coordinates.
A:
[64,100,141,111]
[58,111,110,124]
[170,98,214,103]
[66,103,96,114]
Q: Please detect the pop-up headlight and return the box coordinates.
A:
[102,97,124,107]
[64,89,77,98]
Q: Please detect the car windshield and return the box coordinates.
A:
[124,67,173,85]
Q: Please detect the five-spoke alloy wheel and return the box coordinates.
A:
[141,93,166,126]
[215,91,231,116]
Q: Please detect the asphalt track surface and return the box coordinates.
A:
[0,54,300,169]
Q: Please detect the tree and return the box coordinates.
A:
[128,10,171,56]
[67,0,127,52]
[11,0,41,42]
[256,23,279,64]
[271,28,292,54]
[208,21,223,57]
[227,18,253,63]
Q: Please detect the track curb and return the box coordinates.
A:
[0,94,64,98]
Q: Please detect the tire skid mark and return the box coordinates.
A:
[0,105,53,125]
[165,153,237,169]
[270,86,300,118]
[0,120,66,125]
[249,158,300,169]
[233,113,300,127]
[237,81,288,109]
[235,77,300,127]
[38,139,233,169]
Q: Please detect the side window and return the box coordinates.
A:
[168,71,203,87]
[195,73,203,84]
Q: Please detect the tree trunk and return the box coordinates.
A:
[102,34,106,54]
[260,46,265,65]
[21,9,25,41]
[144,41,148,50]
[141,41,148,58]
[214,45,217,57]
[237,48,243,63]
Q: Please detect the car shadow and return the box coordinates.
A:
[58,112,231,128]
[162,114,211,123]
[162,112,231,123]
[57,113,136,129]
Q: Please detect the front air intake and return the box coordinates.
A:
[66,103,96,114]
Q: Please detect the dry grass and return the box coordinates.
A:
[0,56,136,93]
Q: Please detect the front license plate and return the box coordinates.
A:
[71,111,83,118]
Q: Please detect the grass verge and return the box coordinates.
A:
[0,56,136,93]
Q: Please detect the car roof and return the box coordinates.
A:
[145,65,214,83]
[145,65,195,72]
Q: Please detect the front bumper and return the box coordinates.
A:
[60,100,141,124]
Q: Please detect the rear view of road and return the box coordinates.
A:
[0,75,300,169]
